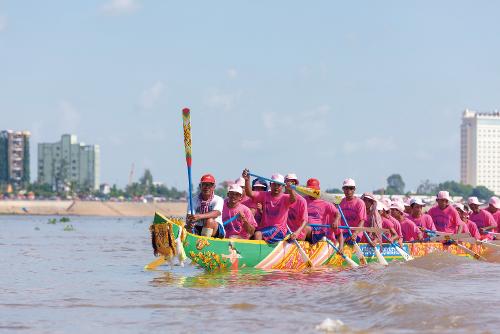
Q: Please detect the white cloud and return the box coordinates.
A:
[58,100,81,133]
[262,112,278,130]
[241,139,262,150]
[0,15,7,32]
[100,0,141,16]
[140,81,165,110]
[343,136,397,153]
[262,105,331,142]
[227,68,238,79]
[204,89,239,111]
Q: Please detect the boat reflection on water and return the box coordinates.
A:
[148,262,381,289]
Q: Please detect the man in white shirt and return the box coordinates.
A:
[186,174,224,238]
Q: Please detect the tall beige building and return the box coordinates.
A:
[461,109,500,195]
[38,134,100,191]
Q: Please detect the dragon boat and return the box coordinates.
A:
[149,212,488,271]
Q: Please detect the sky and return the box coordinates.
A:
[1,1,500,192]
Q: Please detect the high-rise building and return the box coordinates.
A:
[38,134,100,191]
[461,109,500,195]
[0,130,31,188]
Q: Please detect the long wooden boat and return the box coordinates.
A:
[149,212,488,271]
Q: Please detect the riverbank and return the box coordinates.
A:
[0,200,187,217]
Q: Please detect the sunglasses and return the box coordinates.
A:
[201,182,215,187]
[343,186,355,190]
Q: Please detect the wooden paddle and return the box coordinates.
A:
[322,237,359,268]
[424,229,487,261]
[286,226,313,268]
[144,256,166,270]
[182,108,195,220]
[363,231,388,265]
[381,233,414,261]
[336,204,368,265]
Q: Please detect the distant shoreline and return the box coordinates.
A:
[0,200,187,217]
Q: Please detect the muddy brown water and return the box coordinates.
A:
[1,215,499,333]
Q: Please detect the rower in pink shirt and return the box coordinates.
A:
[485,196,500,233]
[361,192,382,244]
[222,184,257,239]
[339,178,367,241]
[390,202,423,242]
[241,178,268,225]
[303,178,343,247]
[284,173,308,241]
[428,191,462,234]
[467,197,497,240]
[408,198,436,239]
[377,201,400,245]
[454,203,481,239]
[242,169,296,243]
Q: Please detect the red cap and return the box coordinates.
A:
[200,174,216,184]
[307,178,320,190]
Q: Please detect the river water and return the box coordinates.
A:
[1,215,499,333]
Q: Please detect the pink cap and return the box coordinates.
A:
[227,183,243,195]
[489,196,500,209]
[271,173,285,184]
[403,198,412,207]
[467,196,483,206]
[342,178,356,187]
[376,200,387,211]
[381,198,392,211]
[436,191,451,201]
[234,177,245,187]
[390,201,405,213]
[361,192,376,201]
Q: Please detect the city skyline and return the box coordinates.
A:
[2,1,500,192]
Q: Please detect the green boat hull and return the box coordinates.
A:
[150,212,487,271]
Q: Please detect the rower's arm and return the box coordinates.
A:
[242,169,254,199]
[338,231,344,251]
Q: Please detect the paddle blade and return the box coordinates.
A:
[182,108,192,166]
[344,255,360,268]
[353,243,367,265]
[144,256,166,270]
[294,185,321,199]
[394,245,414,261]
[374,247,389,266]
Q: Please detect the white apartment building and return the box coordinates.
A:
[38,134,100,191]
[461,109,500,195]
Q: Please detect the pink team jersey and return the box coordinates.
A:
[339,197,367,228]
[306,197,340,239]
[389,215,403,238]
[222,200,257,239]
[408,213,436,238]
[241,195,262,224]
[490,210,500,233]
[469,209,497,239]
[428,205,460,234]
[252,192,291,232]
[466,220,481,239]
[287,195,308,239]
[457,220,470,234]
[400,218,421,242]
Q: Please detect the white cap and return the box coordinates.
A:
[390,201,405,213]
[285,173,299,183]
[410,198,425,206]
[436,191,452,201]
[467,197,483,206]
[403,198,412,207]
[376,200,387,211]
[454,203,466,212]
[234,177,245,187]
[489,196,500,209]
[361,192,376,201]
[271,173,285,184]
[381,198,392,211]
[342,178,356,187]
[227,183,243,195]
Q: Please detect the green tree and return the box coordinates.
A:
[416,179,438,195]
[325,188,343,194]
[386,174,405,195]
[470,186,495,201]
